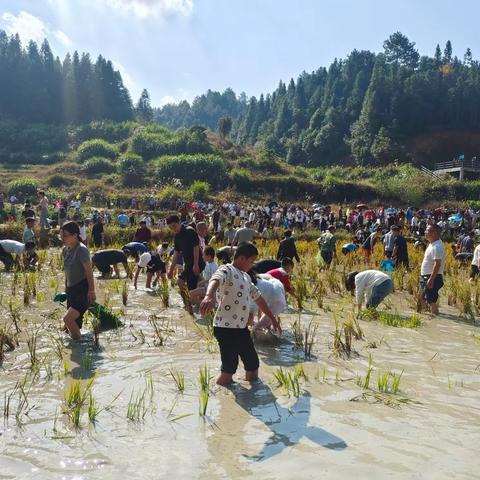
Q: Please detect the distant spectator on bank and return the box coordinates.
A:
[117,211,129,227]
[133,220,151,244]
[91,216,104,248]
[37,190,49,230]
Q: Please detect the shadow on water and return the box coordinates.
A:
[254,331,316,367]
[69,333,104,380]
[437,311,479,327]
[231,381,347,461]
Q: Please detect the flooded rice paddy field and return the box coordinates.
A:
[1,247,480,480]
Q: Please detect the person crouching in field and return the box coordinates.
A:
[200,242,281,386]
[345,270,393,315]
[60,221,96,340]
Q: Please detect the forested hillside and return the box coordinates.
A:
[0,30,133,124]
[155,33,480,167]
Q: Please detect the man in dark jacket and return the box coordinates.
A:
[276,230,300,262]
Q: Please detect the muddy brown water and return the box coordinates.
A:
[0,268,479,480]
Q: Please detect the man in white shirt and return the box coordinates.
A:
[420,224,445,315]
[0,239,25,271]
[345,269,393,313]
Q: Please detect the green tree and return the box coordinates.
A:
[443,40,453,64]
[383,32,419,68]
[135,89,154,123]
[217,115,233,138]
[371,127,395,164]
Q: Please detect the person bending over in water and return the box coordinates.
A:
[92,249,129,278]
[61,221,96,340]
[133,251,166,289]
[200,242,281,386]
[345,270,393,315]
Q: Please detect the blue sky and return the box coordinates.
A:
[1,0,479,106]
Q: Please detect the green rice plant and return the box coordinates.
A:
[292,274,309,310]
[392,265,406,291]
[169,369,185,393]
[160,280,169,308]
[325,267,341,294]
[48,333,64,361]
[112,278,120,294]
[88,392,100,424]
[356,354,373,389]
[41,354,53,381]
[199,389,209,417]
[0,328,15,363]
[292,317,318,358]
[8,298,22,333]
[179,283,193,315]
[192,317,217,353]
[361,309,421,329]
[294,363,308,381]
[48,277,58,294]
[121,281,128,306]
[198,365,211,416]
[126,389,147,422]
[377,370,403,394]
[313,277,327,309]
[148,314,170,346]
[23,276,31,305]
[63,358,70,376]
[145,371,155,401]
[3,371,37,422]
[198,365,211,392]
[11,272,18,296]
[26,330,39,371]
[272,366,303,397]
[457,281,474,319]
[331,316,358,358]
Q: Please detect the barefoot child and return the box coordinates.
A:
[200,242,282,386]
[189,246,219,304]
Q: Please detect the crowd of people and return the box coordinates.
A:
[1,191,478,386]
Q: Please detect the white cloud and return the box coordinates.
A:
[2,10,72,49]
[159,95,176,106]
[54,29,72,47]
[2,11,47,45]
[104,0,193,19]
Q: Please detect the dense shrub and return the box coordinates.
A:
[75,121,137,144]
[83,157,117,174]
[158,185,185,204]
[131,126,211,161]
[8,178,39,198]
[188,181,210,201]
[230,168,252,191]
[48,174,74,188]
[77,139,118,162]
[118,153,146,187]
[155,154,226,187]
[0,121,68,153]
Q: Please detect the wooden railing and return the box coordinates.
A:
[435,159,480,170]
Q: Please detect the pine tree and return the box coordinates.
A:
[135,89,154,123]
[443,40,453,64]
[434,44,442,66]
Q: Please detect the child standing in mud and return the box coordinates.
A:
[200,242,281,386]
